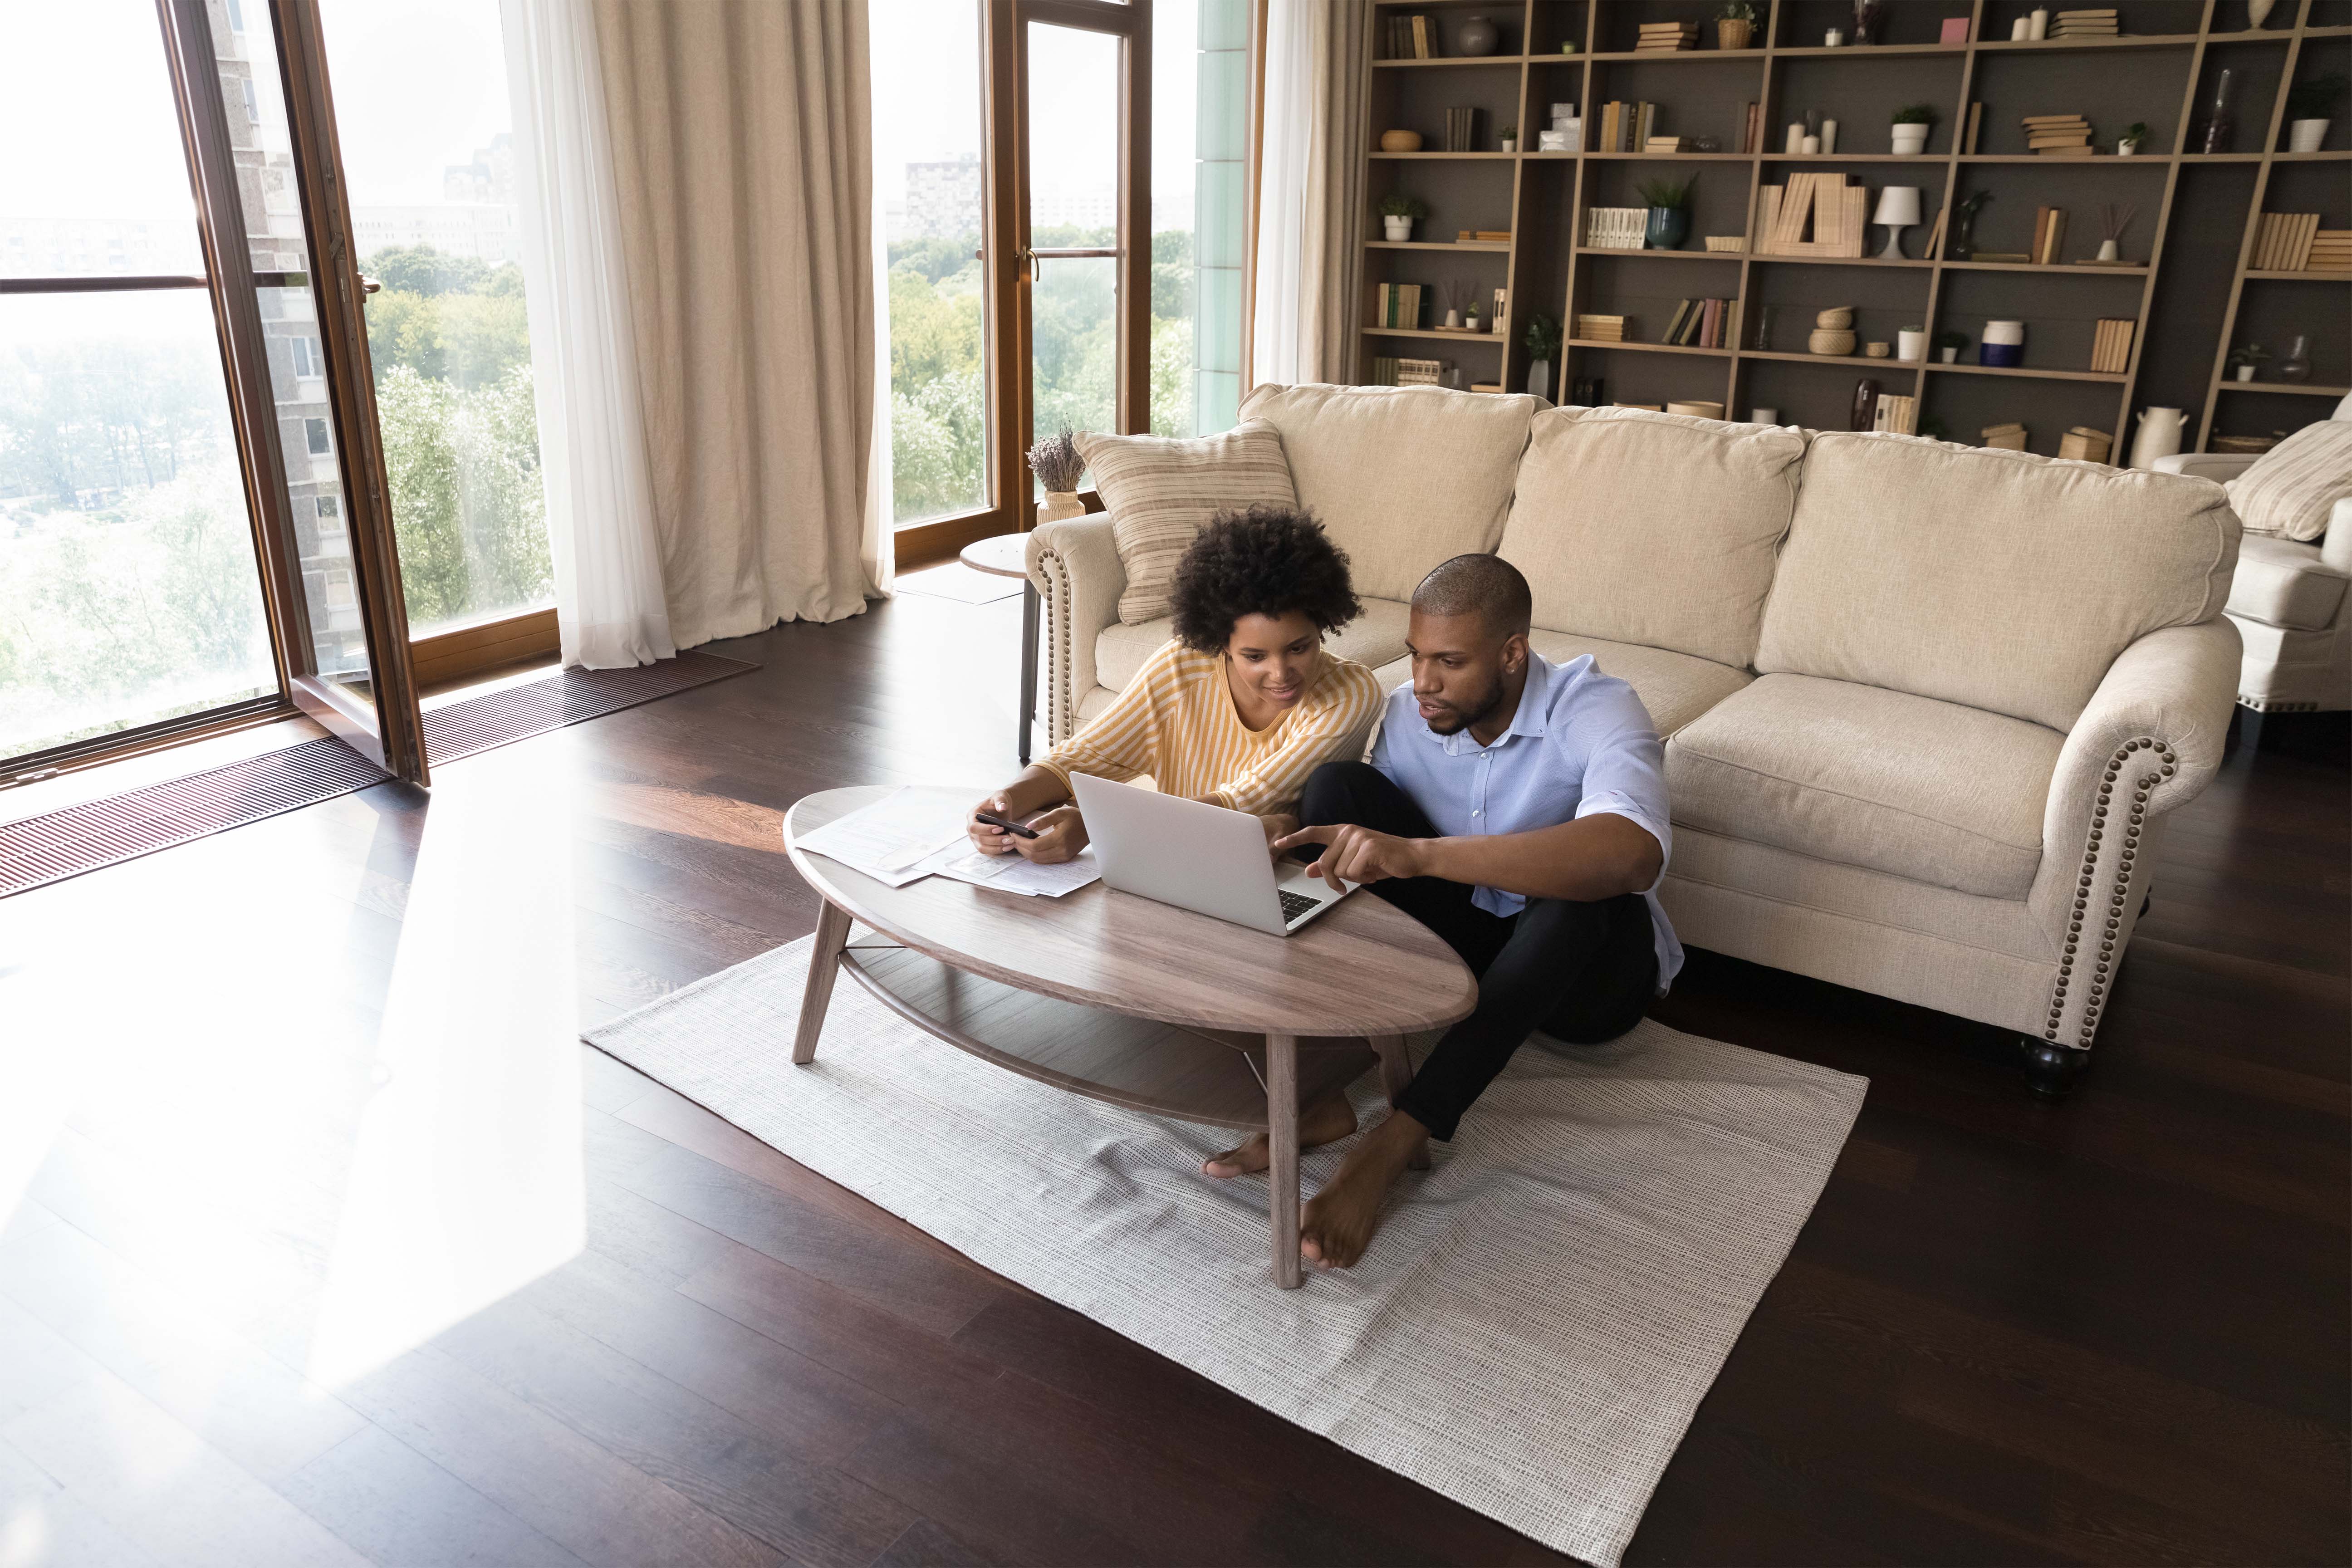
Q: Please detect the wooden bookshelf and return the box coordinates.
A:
[1354,0,2352,457]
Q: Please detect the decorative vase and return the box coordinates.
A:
[1809,328,1859,356]
[1851,378,1882,431]
[1981,320,2025,368]
[1457,15,1500,54]
[1898,328,1928,361]
[1717,18,1753,49]
[1527,358,1552,400]
[1383,215,1412,240]
[2290,118,2329,152]
[2248,0,2277,26]
[2129,407,2185,470]
[2097,238,2121,261]
[1379,129,1424,152]
[1949,191,1989,260]
[1444,309,1463,329]
[1891,123,1930,154]
[2279,335,2313,382]
[1852,0,1886,44]
[2200,69,2238,153]
[1037,491,1085,525]
[1645,206,1691,249]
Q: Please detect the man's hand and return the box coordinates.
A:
[1014,804,1088,865]
[1271,822,1429,892]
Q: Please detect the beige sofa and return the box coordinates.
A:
[1026,384,2243,1093]
[2153,392,2352,728]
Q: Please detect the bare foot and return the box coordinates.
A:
[1298,1109,1430,1269]
[1201,1093,1359,1178]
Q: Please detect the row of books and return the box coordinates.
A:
[1374,283,1429,329]
[1442,107,1487,154]
[1869,393,1919,436]
[1754,174,1867,259]
[1573,314,1626,341]
[2088,318,2136,374]
[1661,297,1735,349]
[2024,114,2094,157]
[1594,102,1662,154]
[1368,356,1446,387]
[2029,204,2072,264]
[2251,212,2339,271]
[1584,206,1651,249]
[1381,15,1446,59]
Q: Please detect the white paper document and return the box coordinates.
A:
[925,843,1101,897]
[792,787,971,887]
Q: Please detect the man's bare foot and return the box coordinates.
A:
[1201,1093,1358,1178]
[1299,1108,1430,1269]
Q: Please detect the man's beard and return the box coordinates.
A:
[1422,670,1509,735]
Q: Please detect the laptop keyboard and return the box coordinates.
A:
[1278,889,1321,924]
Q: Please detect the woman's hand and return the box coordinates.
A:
[1014,805,1088,865]
[970,767,1072,855]
[967,791,1021,855]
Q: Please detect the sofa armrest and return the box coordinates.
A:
[1025,513,1125,747]
[2025,617,2241,1051]
[2322,498,2352,577]
[2152,452,2257,483]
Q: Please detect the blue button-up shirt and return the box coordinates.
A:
[1370,651,1684,991]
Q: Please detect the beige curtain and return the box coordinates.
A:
[1307,0,1367,383]
[592,0,877,646]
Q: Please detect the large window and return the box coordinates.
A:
[1152,0,1251,439]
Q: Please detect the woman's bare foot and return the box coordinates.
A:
[1201,1092,1359,1178]
[1298,1109,1430,1269]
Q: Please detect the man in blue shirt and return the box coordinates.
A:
[1246,554,1681,1270]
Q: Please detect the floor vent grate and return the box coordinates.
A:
[2,651,755,898]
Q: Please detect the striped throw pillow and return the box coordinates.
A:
[1075,421,1299,624]
[2226,419,2352,542]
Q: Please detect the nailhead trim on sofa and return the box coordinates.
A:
[2045,735,2178,1050]
[1033,545,1078,747]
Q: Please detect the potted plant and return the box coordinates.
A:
[2118,121,2150,156]
[1524,313,1562,400]
[1891,103,1937,155]
[2228,343,2270,382]
[1935,328,1969,364]
[1026,426,1085,523]
[1716,1,1757,50]
[1377,192,1430,241]
[2286,73,2345,152]
[1637,174,1694,249]
[1499,125,1520,153]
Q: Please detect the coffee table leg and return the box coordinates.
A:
[1372,1035,1431,1171]
[1018,581,1039,765]
[793,901,853,1065]
[1267,1031,1301,1289]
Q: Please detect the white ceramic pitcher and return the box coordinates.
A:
[2130,407,2185,470]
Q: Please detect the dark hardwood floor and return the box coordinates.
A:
[0,575,2344,1566]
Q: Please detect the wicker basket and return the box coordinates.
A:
[1716,18,1754,49]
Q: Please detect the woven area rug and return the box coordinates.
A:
[586,934,1866,1567]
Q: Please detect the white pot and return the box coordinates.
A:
[1891,124,1930,154]
[1383,216,1412,241]
[1941,346,1959,363]
[2097,239,2120,261]
[2249,0,2277,26]
[2290,118,2328,153]
[2118,138,2140,156]
[2236,365,2258,381]
[1037,491,1085,525]
[1897,329,1928,361]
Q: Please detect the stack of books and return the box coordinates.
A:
[2048,9,2119,36]
[2251,211,2323,270]
[2058,426,2115,461]
[1374,283,1428,329]
[1597,101,1661,152]
[1443,107,1488,152]
[1661,298,1735,348]
[1584,206,1649,249]
[2024,114,2093,156]
[1754,174,1867,258]
[1574,314,1627,341]
[1382,15,1445,58]
[1871,394,1919,436]
[1395,358,1445,387]
[2308,230,2352,272]
[1635,20,1699,51]
[1454,229,1514,244]
[1981,422,2029,451]
[2030,205,2070,264]
[1645,135,1687,154]
[2212,434,2281,454]
[2089,318,2136,373]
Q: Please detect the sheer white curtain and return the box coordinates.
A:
[1251,0,1365,387]
[501,0,676,669]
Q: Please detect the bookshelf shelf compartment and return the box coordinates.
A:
[1744,349,1928,369]
[1366,240,1513,251]
[1567,339,1736,358]
[1925,363,2129,384]
[2215,381,2352,396]
[2243,270,2352,280]
[1361,327,1509,343]
[1576,246,1746,261]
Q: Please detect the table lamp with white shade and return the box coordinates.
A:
[1873,186,1923,259]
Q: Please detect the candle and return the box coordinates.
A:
[1822,119,1840,153]
[1825,27,1845,45]
[2028,6,2049,38]
[1786,122,1807,153]
[2010,16,2030,38]
[1802,135,1822,154]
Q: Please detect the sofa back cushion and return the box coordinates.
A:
[1756,433,2239,730]
[1499,407,1805,670]
[1238,382,1543,601]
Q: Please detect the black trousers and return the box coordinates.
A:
[1300,762,1657,1141]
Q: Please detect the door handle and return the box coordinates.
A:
[359,274,382,299]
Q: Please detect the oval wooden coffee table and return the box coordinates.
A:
[784,785,1477,1287]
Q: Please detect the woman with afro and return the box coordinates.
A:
[966,504,1380,870]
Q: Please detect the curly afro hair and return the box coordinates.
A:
[1168,505,1362,653]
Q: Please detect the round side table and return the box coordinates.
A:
[959,533,1039,764]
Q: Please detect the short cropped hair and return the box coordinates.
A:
[1411,553,1532,637]
[1169,505,1363,653]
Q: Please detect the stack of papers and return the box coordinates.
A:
[794,787,1099,898]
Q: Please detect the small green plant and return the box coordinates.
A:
[2286,73,2347,120]
[1717,0,1757,20]
[1892,103,1939,126]
[1524,312,1563,360]
[1636,174,1694,208]
[2122,121,2151,143]
[1935,328,1969,352]
[1376,192,1431,220]
[2229,343,2272,370]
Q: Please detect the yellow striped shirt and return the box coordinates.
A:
[1038,641,1383,817]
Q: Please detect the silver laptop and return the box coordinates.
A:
[1070,773,1356,936]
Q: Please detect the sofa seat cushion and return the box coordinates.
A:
[1095,596,1412,694]
[1667,674,2064,899]
[2226,534,2347,631]
[1369,630,1752,739]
